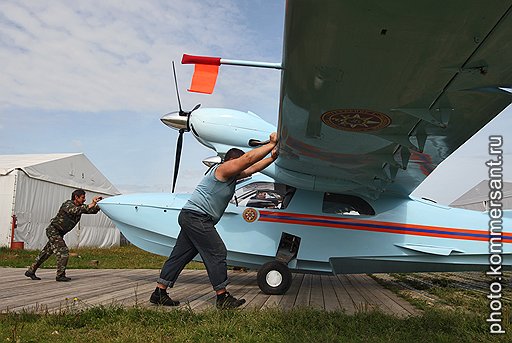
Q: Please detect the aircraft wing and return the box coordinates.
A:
[275,0,512,199]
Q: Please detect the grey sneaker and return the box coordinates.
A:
[150,288,180,306]
[216,292,246,309]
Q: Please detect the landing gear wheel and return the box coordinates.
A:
[257,261,292,295]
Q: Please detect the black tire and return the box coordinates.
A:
[257,261,292,295]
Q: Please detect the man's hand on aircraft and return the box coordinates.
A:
[269,132,278,145]
[92,196,103,204]
[271,147,279,160]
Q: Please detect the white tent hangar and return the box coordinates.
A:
[0,153,121,249]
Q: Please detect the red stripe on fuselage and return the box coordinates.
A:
[257,210,512,243]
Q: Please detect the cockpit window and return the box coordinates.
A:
[322,193,375,216]
[231,182,296,209]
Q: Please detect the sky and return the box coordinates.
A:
[0,0,285,194]
[0,0,510,205]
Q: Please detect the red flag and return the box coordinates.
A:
[182,54,221,94]
[188,64,219,94]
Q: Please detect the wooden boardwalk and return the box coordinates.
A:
[0,268,419,317]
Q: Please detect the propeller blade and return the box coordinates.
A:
[172,129,185,193]
[172,61,183,113]
[191,103,201,112]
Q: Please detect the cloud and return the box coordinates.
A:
[0,0,285,193]
[0,0,282,114]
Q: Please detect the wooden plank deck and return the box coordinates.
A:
[0,268,419,317]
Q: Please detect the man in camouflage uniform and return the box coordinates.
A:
[25,189,103,282]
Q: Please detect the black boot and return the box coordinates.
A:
[216,292,246,309]
[25,270,41,280]
[150,287,180,306]
[56,275,71,282]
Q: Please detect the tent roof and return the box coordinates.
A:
[450,179,512,206]
[0,153,78,173]
[0,153,119,195]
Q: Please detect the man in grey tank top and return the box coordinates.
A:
[150,133,279,308]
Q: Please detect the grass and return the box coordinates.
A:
[1,306,510,342]
[376,272,511,313]
[370,272,511,340]
[0,245,205,270]
[1,247,510,341]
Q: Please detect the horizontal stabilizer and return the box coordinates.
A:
[395,243,464,256]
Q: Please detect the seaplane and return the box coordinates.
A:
[100,0,512,295]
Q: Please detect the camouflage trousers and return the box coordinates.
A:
[29,226,69,277]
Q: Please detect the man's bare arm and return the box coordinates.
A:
[238,148,278,179]
[216,133,278,181]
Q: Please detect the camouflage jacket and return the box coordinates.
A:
[49,200,100,235]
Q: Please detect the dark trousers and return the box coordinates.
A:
[158,210,229,291]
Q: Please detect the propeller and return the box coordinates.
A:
[161,61,201,193]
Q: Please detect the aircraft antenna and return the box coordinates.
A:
[172,61,183,114]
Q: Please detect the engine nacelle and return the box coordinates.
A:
[188,108,276,156]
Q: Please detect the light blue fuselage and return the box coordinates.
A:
[100,107,511,274]
[99,177,511,274]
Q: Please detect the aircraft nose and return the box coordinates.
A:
[161,112,188,130]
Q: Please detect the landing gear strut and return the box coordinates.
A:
[257,232,300,295]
